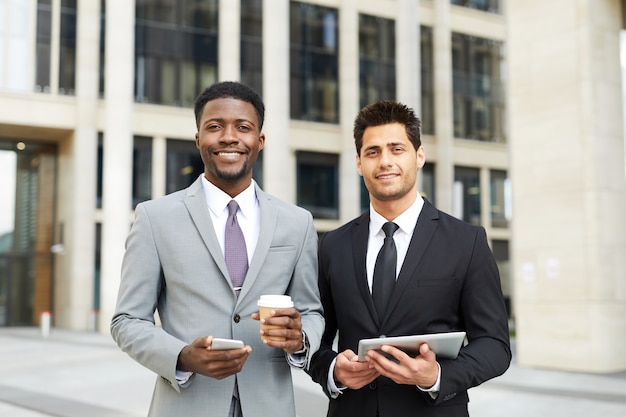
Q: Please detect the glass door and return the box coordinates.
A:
[0,141,56,326]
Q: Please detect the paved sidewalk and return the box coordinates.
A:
[1,327,625,417]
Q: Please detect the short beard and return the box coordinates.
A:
[215,159,249,182]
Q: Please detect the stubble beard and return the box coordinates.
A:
[215,157,250,182]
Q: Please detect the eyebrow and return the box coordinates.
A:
[363,141,405,151]
[203,117,257,127]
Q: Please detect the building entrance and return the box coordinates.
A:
[0,140,56,326]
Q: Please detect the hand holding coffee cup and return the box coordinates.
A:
[256,295,295,343]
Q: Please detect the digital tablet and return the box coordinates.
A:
[357,331,466,362]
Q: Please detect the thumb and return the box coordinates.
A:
[192,335,212,349]
[419,342,436,359]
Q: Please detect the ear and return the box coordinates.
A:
[195,132,200,149]
[258,132,265,150]
[416,146,425,169]
[356,153,363,176]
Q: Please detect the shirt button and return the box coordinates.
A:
[233,314,241,323]
[369,381,377,390]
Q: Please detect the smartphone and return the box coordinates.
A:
[211,338,245,350]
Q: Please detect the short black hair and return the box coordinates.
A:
[353,100,421,154]
[194,81,265,130]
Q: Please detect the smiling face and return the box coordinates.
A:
[357,123,425,216]
[195,97,265,197]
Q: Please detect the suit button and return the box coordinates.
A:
[234,314,241,323]
[369,381,377,390]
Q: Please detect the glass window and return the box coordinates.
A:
[420,26,434,135]
[290,2,339,123]
[96,133,103,208]
[241,0,263,96]
[359,14,395,109]
[99,0,105,97]
[133,136,153,208]
[98,134,153,210]
[490,169,509,228]
[453,166,481,225]
[297,151,339,219]
[35,0,52,92]
[58,0,77,95]
[94,223,101,328]
[135,0,218,107]
[452,33,505,142]
[166,139,204,194]
[450,0,501,14]
[420,162,435,205]
[360,177,369,213]
[492,239,510,317]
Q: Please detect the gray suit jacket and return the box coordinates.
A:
[111,178,324,417]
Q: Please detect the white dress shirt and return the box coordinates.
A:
[201,176,260,261]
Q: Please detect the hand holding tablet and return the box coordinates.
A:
[357,331,466,362]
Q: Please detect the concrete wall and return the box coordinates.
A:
[508,0,626,372]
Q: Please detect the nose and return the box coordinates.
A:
[221,125,238,143]
[379,149,393,167]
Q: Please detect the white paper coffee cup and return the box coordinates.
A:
[257,295,293,342]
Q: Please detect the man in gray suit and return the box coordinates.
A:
[111,81,324,417]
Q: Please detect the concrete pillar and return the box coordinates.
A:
[54,0,100,329]
[262,0,292,202]
[99,0,135,333]
[509,0,626,372]
[396,0,420,111]
[218,0,240,81]
[0,0,36,91]
[433,0,454,213]
[338,0,360,221]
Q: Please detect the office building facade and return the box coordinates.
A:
[8,0,623,374]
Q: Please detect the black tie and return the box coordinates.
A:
[372,222,399,323]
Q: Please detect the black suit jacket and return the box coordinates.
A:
[308,199,511,417]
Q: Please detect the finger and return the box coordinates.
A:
[380,345,409,362]
[251,312,260,321]
[270,307,301,319]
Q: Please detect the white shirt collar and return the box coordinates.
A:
[200,175,257,220]
[369,194,424,237]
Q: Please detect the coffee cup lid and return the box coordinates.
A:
[257,294,294,308]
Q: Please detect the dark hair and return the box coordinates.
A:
[353,100,421,154]
[194,81,265,130]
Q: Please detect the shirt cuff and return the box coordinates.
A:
[417,362,441,399]
[286,331,309,369]
[175,370,194,385]
[326,357,347,398]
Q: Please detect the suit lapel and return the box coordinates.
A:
[383,200,439,325]
[352,212,380,326]
[238,185,276,302]
[183,177,232,289]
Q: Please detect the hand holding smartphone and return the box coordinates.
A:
[211,338,245,350]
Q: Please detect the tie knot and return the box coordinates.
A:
[227,200,239,217]
[382,222,399,238]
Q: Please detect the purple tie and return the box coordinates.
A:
[225,200,248,296]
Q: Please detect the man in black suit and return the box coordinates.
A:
[307,100,511,417]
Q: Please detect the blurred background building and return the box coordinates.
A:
[0,0,624,373]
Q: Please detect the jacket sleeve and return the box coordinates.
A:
[435,226,511,405]
[306,231,340,398]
